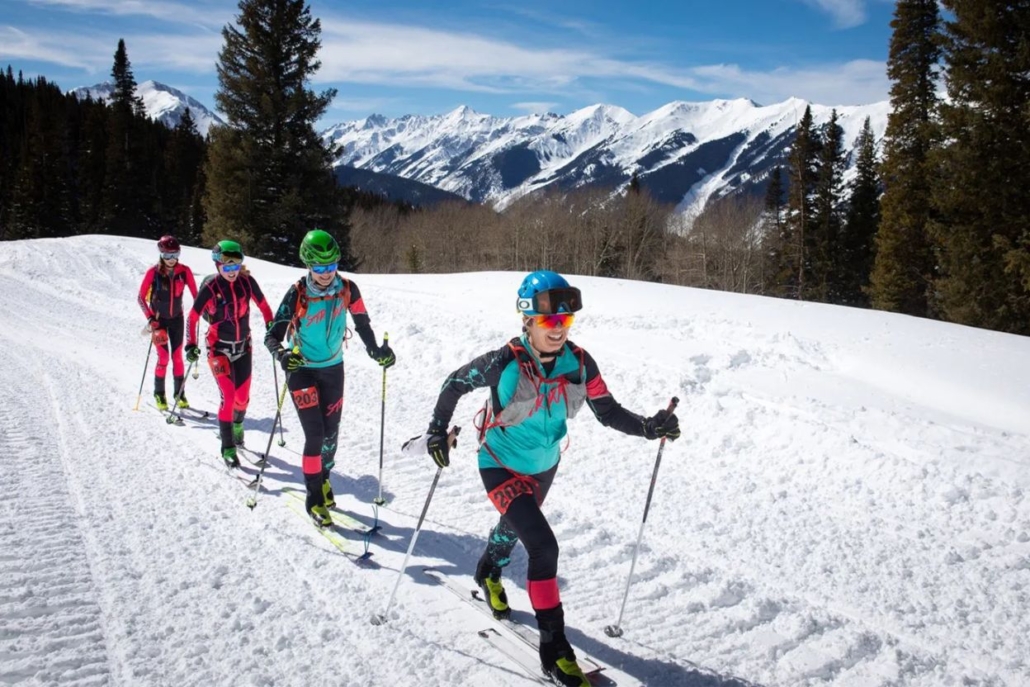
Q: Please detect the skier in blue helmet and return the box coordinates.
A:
[420,269,680,687]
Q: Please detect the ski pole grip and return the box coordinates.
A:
[447,425,461,449]
[667,396,679,413]
[383,331,389,344]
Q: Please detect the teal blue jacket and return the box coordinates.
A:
[429,336,648,475]
[264,276,379,367]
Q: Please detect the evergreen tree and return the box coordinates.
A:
[930,0,1030,334]
[204,0,351,266]
[841,117,881,307]
[808,109,845,302]
[110,39,145,117]
[163,108,205,236]
[869,0,941,316]
[759,166,785,295]
[776,105,820,299]
[103,39,147,234]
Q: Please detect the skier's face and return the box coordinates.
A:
[309,264,337,288]
[218,262,241,282]
[523,314,571,358]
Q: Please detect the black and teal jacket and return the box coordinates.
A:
[430,335,648,475]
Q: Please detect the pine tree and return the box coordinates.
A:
[869,0,941,316]
[776,105,820,299]
[841,117,881,307]
[759,166,785,295]
[103,39,147,234]
[808,109,845,302]
[930,0,1030,334]
[204,0,351,266]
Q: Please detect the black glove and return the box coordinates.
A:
[185,344,201,363]
[426,430,451,468]
[278,348,305,372]
[368,342,396,369]
[643,409,680,441]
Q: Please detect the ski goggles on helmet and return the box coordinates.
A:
[517,287,583,315]
[160,251,180,260]
[531,313,575,330]
[217,252,243,265]
[219,262,242,273]
[309,262,338,274]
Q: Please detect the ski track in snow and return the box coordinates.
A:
[2,236,1029,687]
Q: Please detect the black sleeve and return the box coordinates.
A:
[264,282,299,356]
[429,343,517,433]
[580,348,647,437]
[346,280,378,351]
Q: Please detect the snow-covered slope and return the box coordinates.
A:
[70,80,223,136]
[324,98,890,214]
[2,235,1029,686]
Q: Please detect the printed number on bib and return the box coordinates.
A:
[488,475,537,515]
[292,386,319,410]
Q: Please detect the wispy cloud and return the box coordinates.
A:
[692,59,889,106]
[799,0,867,28]
[25,0,232,28]
[0,26,110,71]
[510,101,560,115]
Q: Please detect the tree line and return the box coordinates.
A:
[0,43,207,245]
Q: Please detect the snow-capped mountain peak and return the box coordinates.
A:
[69,80,223,136]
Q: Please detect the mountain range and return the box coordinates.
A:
[325,98,890,215]
[72,79,890,214]
[69,80,223,137]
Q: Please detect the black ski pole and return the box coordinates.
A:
[374,332,389,506]
[133,339,154,411]
[272,356,286,447]
[245,378,291,509]
[165,360,198,424]
[605,396,679,638]
[371,426,460,625]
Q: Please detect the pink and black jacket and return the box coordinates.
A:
[138,263,198,322]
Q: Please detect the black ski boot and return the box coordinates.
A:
[474,553,510,620]
[305,474,331,528]
[536,605,589,687]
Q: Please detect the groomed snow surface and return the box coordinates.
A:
[1,236,1028,687]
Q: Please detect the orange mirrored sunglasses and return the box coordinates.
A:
[531,313,575,329]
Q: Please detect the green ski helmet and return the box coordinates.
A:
[299,229,340,266]
[211,239,244,263]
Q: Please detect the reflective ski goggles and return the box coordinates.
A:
[160,251,180,260]
[309,262,338,275]
[530,313,575,330]
[517,286,583,315]
[219,262,242,273]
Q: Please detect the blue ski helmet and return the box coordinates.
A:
[516,270,583,315]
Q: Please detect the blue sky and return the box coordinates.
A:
[2,0,896,124]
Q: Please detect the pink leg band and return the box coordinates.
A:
[302,454,323,475]
[527,578,561,610]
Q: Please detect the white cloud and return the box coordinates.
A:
[510,101,560,115]
[0,26,110,71]
[799,0,867,28]
[25,0,232,28]
[692,59,889,106]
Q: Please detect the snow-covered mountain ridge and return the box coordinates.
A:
[324,98,890,214]
[69,80,223,137]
